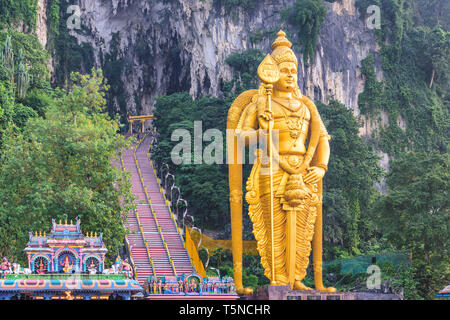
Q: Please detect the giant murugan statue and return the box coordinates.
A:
[227,31,336,294]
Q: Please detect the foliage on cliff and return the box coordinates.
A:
[357,0,449,156]
[281,0,327,64]
[0,0,39,30]
[51,0,95,86]
[0,31,51,146]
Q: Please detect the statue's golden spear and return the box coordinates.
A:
[257,54,280,285]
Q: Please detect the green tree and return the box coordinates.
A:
[152,92,229,229]
[317,99,384,258]
[0,69,134,265]
[0,79,15,142]
[374,151,449,299]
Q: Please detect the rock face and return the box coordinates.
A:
[39,0,389,177]
[60,0,380,117]
[36,0,48,48]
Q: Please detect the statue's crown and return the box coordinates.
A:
[271,30,298,67]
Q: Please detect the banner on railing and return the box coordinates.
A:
[184,226,207,278]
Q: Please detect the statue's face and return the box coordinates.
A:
[274,61,297,92]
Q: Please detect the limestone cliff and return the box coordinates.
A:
[36,0,389,175]
[51,0,380,116]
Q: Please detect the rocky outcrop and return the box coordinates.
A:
[35,0,48,48]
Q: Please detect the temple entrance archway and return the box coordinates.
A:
[128,115,155,134]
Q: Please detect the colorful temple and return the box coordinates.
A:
[0,219,142,300]
[25,218,107,274]
[436,285,450,298]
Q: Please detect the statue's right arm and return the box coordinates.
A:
[236,103,259,147]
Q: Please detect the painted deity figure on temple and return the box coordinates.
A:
[1,257,12,279]
[228,31,336,293]
[120,258,133,279]
[36,260,47,274]
[157,279,162,294]
[88,260,97,274]
[152,279,157,294]
[114,255,122,274]
[191,278,198,292]
[61,256,73,273]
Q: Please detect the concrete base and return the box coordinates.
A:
[243,286,400,300]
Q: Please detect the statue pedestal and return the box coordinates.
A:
[256,286,356,300]
[242,286,401,300]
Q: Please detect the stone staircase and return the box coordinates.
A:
[119,135,193,286]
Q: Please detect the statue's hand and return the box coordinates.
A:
[260,109,273,122]
[264,83,273,96]
[304,166,325,184]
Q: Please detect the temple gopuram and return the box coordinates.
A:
[0,219,142,300]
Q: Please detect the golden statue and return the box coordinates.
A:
[227,31,336,294]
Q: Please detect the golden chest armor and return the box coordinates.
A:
[272,98,307,140]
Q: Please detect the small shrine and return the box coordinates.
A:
[25,218,107,274]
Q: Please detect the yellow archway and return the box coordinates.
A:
[128,115,155,134]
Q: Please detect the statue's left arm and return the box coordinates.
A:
[310,118,337,292]
[304,118,331,184]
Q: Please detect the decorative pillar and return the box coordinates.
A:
[54,257,58,273]
[141,120,145,133]
[129,120,133,134]
[50,252,54,272]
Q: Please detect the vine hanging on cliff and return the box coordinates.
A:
[281,0,327,65]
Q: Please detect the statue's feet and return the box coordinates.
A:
[316,285,337,293]
[236,287,254,295]
[293,281,313,290]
